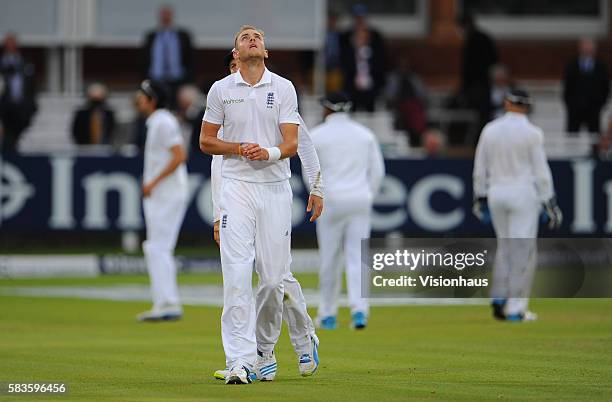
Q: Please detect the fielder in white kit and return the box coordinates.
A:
[309,92,385,330]
[200,26,320,384]
[473,89,562,322]
[136,80,188,322]
[211,50,324,382]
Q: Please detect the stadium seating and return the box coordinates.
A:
[18,83,601,158]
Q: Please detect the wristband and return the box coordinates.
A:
[309,171,324,198]
[265,147,281,161]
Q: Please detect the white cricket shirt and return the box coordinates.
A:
[473,112,554,201]
[203,68,300,183]
[309,113,385,204]
[144,109,188,199]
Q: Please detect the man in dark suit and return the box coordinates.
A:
[455,14,499,145]
[0,33,37,153]
[339,4,386,112]
[563,38,610,134]
[71,83,116,145]
[458,14,499,97]
[143,5,194,109]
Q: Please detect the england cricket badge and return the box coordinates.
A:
[266,92,275,109]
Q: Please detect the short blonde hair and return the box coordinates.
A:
[234,25,265,48]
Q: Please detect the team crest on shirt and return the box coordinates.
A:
[266,92,275,109]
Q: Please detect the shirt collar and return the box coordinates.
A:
[325,112,350,123]
[234,67,272,87]
[505,111,528,120]
[146,109,164,126]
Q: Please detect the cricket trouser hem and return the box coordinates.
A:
[282,272,316,356]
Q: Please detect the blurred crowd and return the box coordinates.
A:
[1,4,612,160]
[0,33,37,153]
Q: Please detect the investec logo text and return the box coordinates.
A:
[0,157,610,233]
[222,98,245,105]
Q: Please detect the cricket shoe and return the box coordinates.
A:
[136,304,183,322]
[351,311,367,329]
[318,316,337,330]
[298,334,319,377]
[491,298,507,320]
[225,365,253,385]
[506,311,538,322]
[214,368,256,382]
[213,368,229,381]
[254,350,277,381]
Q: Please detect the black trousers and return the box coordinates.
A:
[566,107,601,134]
[350,89,377,112]
[1,103,32,153]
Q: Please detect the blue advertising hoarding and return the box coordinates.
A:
[0,154,610,236]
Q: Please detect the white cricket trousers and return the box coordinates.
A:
[488,183,540,316]
[316,199,371,319]
[220,271,316,368]
[143,194,187,310]
[219,178,313,368]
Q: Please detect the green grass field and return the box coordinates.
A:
[1,274,611,401]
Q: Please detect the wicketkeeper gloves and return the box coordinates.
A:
[472,197,491,224]
[540,197,563,229]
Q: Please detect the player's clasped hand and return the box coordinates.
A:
[241,143,269,161]
[307,194,323,222]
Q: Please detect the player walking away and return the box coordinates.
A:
[135,80,188,322]
[211,50,324,382]
[200,26,321,385]
[472,89,562,322]
[310,92,385,330]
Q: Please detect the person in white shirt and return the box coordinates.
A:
[309,92,385,330]
[473,89,562,322]
[211,50,323,382]
[135,80,188,321]
[200,25,322,385]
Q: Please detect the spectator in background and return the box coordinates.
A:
[563,38,609,135]
[176,84,204,155]
[455,14,499,145]
[385,56,428,146]
[325,13,343,93]
[598,134,612,160]
[132,91,148,151]
[469,63,516,132]
[457,14,499,98]
[0,33,37,153]
[487,64,514,121]
[143,5,194,109]
[340,4,386,112]
[596,118,612,160]
[71,82,116,145]
[422,129,445,158]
